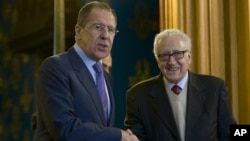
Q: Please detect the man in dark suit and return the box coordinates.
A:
[124,29,236,141]
[34,1,138,141]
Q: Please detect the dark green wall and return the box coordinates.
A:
[0,1,36,141]
[111,0,159,128]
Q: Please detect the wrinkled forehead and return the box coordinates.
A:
[157,37,186,51]
[87,8,117,25]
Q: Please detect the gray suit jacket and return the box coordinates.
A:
[124,72,236,141]
[34,47,121,141]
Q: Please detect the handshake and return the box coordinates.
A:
[121,129,139,141]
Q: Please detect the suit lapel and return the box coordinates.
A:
[67,47,106,125]
[149,74,180,140]
[185,72,206,139]
[148,72,207,140]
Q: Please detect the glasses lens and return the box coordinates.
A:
[90,24,118,35]
[173,52,184,59]
[92,24,104,31]
[158,54,169,61]
[158,50,187,61]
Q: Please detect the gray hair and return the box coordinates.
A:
[77,1,117,27]
[153,29,191,60]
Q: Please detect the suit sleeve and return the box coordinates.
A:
[35,57,121,141]
[124,88,147,141]
[217,80,237,141]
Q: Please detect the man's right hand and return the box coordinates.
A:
[121,129,139,141]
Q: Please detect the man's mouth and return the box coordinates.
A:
[167,67,179,72]
[98,43,108,48]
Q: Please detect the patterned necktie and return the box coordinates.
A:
[93,62,108,123]
[171,84,182,95]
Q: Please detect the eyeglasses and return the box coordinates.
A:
[86,23,119,35]
[157,50,189,61]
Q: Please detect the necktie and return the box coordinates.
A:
[171,84,182,95]
[93,62,108,122]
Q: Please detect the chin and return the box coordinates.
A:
[166,75,180,83]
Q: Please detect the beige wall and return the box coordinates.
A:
[160,0,250,124]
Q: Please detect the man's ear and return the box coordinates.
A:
[75,25,82,39]
[188,51,192,64]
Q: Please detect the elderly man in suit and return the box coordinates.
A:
[34,1,138,141]
[124,29,236,141]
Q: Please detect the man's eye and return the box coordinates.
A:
[107,27,114,32]
[94,25,102,29]
[162,54,169,57]
[173,52,182,55]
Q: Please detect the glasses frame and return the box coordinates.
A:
[157,50,189,62]
[86,23,119,35]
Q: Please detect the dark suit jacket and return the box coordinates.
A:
[124,72,236,141]
[34,47,121,141]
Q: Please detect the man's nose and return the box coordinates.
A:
[167,55,177,64]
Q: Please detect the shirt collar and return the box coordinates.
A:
[163,72,189,90]
[73,43,102,69]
